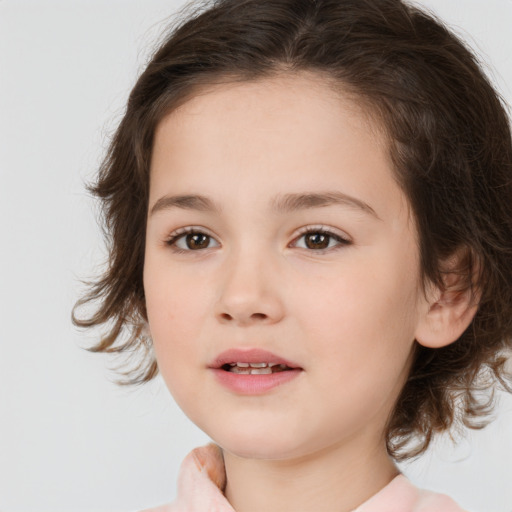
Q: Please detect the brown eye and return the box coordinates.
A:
[168,230,220,251]
[185,233,210,250]
[294,229,350,251]
[304,232,330,249]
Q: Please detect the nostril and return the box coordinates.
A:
[218,311,268,323]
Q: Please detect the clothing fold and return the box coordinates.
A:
[142,444,466,512]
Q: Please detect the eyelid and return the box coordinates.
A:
[165,225,215,240]
[293,224,351,240]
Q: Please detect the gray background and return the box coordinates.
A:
[1,1,511,511]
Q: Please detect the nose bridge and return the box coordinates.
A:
[216,239,284,325]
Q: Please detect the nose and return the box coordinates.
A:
[214,248,285,326]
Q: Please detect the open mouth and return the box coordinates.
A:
[212,350,302,393]
[221,362,293,375]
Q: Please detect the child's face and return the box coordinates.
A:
[144,73,430,460]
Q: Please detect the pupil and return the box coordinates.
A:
[186,233,209,249]
[306,233,329,249]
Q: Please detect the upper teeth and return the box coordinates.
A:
[227,362,287,374]
[229,362,279,368]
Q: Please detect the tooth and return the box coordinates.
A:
[236,362,249,367]
[229,363,237,366]
[250,367,272,375]
[268,362,279,367]
[249,362,267,368]
[230,366,251,374]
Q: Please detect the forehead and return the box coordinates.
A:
[155,72,383,155]
[150,72,411,225]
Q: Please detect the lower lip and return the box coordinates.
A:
[211,368,302,395]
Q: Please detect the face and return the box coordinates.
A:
[144,73,429,461]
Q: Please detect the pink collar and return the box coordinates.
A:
[148,444,465,512]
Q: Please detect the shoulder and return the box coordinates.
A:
[355,475,467,512]
[414,485,467,512]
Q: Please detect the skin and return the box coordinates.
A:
[143,72,471,512]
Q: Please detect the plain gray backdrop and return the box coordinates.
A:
[1,1,512,511]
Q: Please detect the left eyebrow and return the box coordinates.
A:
[270,192,381,220]
[149,191,380,220]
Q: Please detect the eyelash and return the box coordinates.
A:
[164,225,352,254]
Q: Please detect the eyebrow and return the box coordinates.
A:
[149,191,379,219]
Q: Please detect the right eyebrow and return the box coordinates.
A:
[149,194,220,216]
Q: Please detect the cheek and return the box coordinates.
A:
[293,250,421,365]
[143,257,212,371]
[144,269,209,411]
[290,258,420,429]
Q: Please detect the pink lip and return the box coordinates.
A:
[210,348,301,369]
[209,348,303,395]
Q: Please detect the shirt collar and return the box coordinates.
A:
[170,444,463,512]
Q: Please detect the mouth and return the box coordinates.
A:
[210,349,302,394]
[211,348,302,374]
[221,362,294,375]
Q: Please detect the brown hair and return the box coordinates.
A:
[73,0,512,460]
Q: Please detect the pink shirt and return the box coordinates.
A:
[142,444,466,512]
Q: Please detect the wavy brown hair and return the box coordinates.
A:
[73,0,512,460]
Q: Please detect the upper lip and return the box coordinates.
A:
[209,348,302,369]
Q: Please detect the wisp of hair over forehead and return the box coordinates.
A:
[73,0,512,460]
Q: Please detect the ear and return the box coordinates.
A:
[415,250,480,349]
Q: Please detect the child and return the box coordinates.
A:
[73,0,512,510]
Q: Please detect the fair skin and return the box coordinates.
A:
[143,72,475,512]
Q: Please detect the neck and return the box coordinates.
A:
[222,438,399,512]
